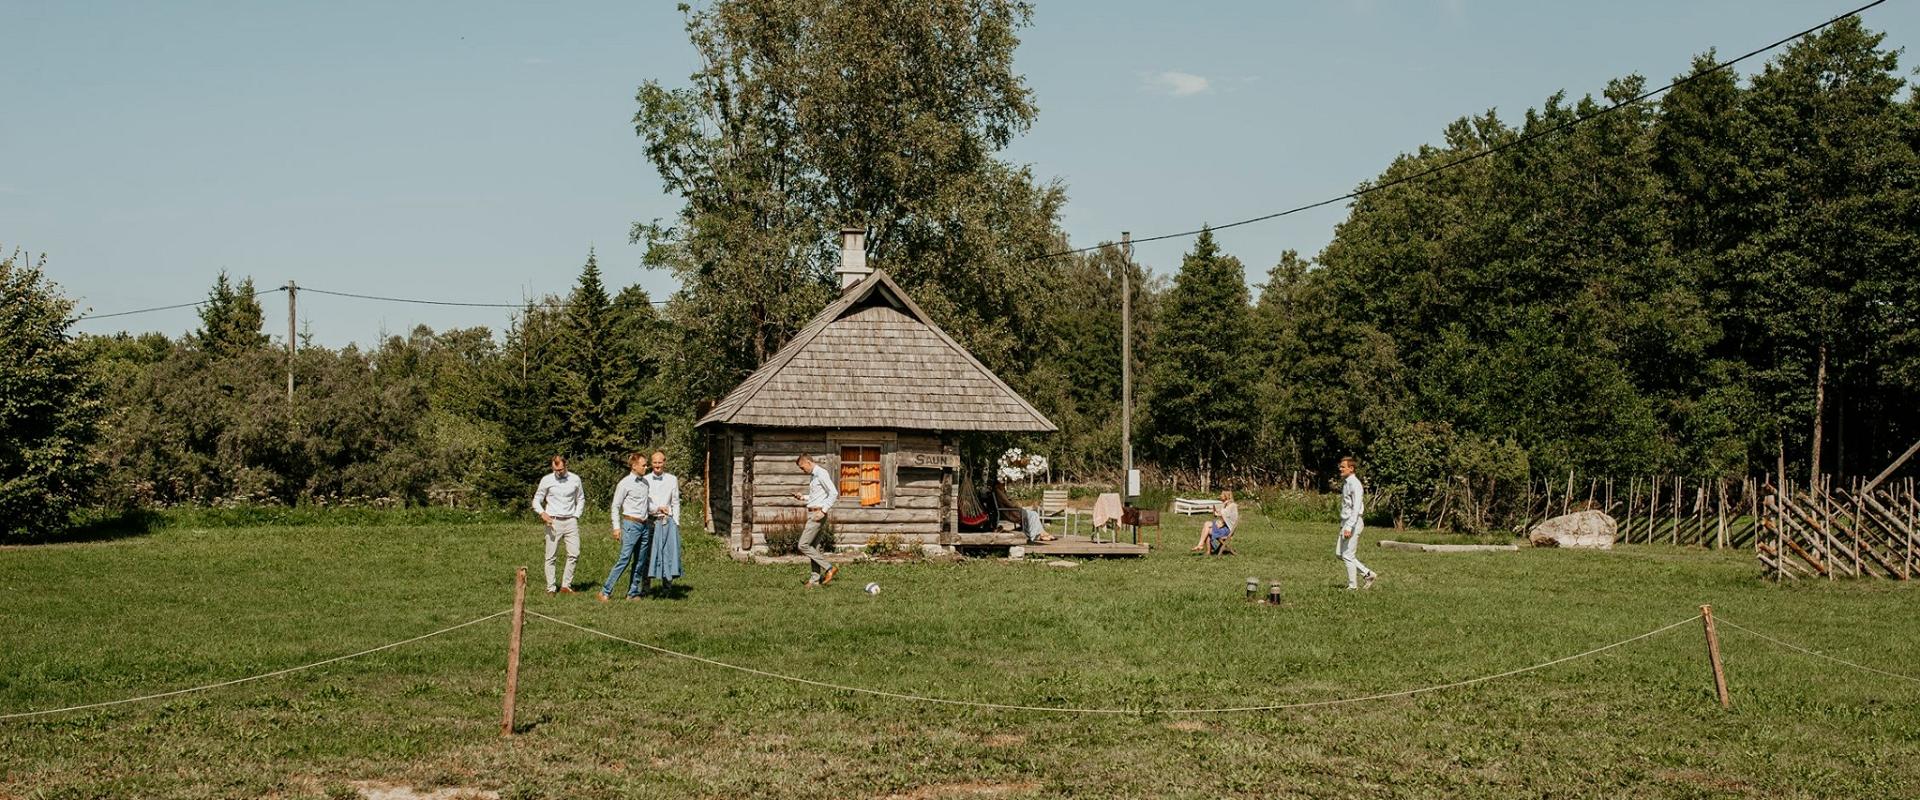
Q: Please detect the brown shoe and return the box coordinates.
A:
[596,593,610,603]
[559,587,577,594]
[822,564,840,585]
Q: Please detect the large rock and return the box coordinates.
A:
[1528,510,1617,549]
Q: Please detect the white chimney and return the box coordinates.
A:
[836,226,869,290]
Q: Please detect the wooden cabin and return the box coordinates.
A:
[697,233,1055,556]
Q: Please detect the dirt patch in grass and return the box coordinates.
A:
[350,780,499,800]
[981,733,1027,747]
[1164,720,1209,732]
[880,781,1040,800]
[1654,769,1756,796]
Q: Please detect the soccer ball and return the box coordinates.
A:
[864,582,881,595]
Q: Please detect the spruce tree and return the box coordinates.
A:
[1139,229,1256,483]
[194,271,268,358]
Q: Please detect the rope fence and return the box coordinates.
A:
[1715,616,1920,685]
[6,603,1915,726]
[0,610,509,721]
[528,610,1703,715]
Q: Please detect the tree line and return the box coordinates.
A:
[4,6,1914,539]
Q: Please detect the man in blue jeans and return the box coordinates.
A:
[600,452,654,602]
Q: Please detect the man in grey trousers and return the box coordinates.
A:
[790,453,840,588]
[532,454,585,595]
[1336,456,1379,590]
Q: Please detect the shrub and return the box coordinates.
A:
[1,249,104,540]
[864,533,907,558]
[760,512,832,555]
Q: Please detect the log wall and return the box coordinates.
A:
[709,426,960,549]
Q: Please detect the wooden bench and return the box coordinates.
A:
[1172,497,1222,516]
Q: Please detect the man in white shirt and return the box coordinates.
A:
[641,450,683,590]
[790,453,839,587]
[531,455,585,595]
[1336,456,1379,590]
[602,452,653,601]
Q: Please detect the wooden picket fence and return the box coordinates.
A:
[1516,470,1919,580]
[1756,476,1919,581]
[1519,475,1767,549]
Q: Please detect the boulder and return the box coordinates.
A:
[1528,510,1617,549]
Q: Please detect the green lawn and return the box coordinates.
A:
[2,509,1917,799]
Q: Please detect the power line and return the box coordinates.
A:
[74,282,673,322]
[1030,0,1891,261]
[75,287,286,322]
[292,286,671,308]
[300,286,538,308]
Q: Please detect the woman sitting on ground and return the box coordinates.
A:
[1189,490,1240,554]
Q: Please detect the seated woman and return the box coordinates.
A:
[1189,490,1240,554]
[991,480,1056,543]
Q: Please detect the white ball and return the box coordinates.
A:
[864,582,881,595]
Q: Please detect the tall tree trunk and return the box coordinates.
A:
[1810,342,1827,488]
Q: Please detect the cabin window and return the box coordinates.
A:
[838,444,885,507]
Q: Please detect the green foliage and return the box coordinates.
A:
[1139,229,1257,478]
[0,248,104,539]
[193,271,269,358]
[1368,421,1528,532]
[633,0,1060,417]
[1021,243,1160,479]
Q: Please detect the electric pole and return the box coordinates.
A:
[284,280,297,402]
[1121,232,1133,499]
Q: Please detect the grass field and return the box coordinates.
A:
[3,508,1917,799]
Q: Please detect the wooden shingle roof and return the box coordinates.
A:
[696,270,1056,432]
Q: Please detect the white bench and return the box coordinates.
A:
[1172,497,1222,516]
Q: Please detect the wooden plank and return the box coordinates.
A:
[954,532,1025,546]
[1028,539,1148,557]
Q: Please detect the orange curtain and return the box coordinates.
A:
[860,461,883,506]
[839,460,860,496]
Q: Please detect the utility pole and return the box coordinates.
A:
[1120,232,1133,500]
[284,280,297,402]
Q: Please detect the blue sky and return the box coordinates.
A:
[6,1,1914,347]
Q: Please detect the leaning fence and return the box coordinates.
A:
[1515,472,1917,581]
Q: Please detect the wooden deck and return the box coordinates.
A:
[1027,534,1149,557]
[951,531,1150,557]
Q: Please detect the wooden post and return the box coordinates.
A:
[501,566,527,738]
[1672,476,1681,546]
[284,281,297,403]
[1120,232,1133,502]
[1648,478,1658,545]
[1716,479,1728,550]
[1700,604,1730,708]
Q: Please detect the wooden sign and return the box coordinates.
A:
[901,451,960,469]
